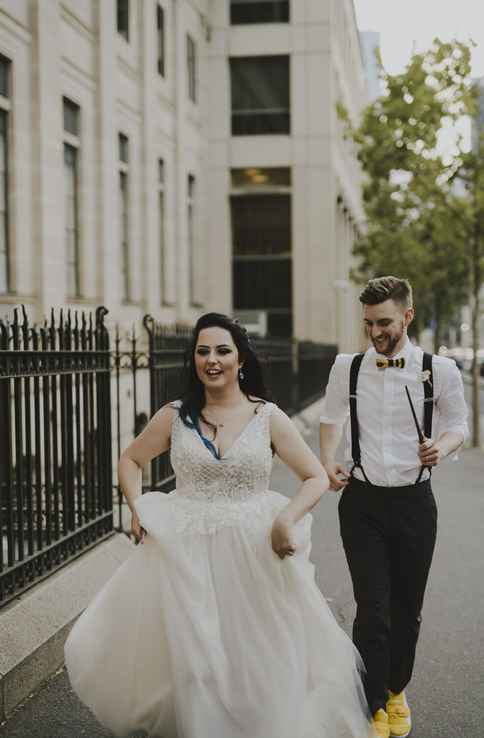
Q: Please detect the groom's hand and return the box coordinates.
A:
[419,437,442,467]
[326,463,349,492]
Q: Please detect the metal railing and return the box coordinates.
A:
[0,306,112,607]
[111,317,190,531]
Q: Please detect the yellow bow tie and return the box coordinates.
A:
[376,357,405,369]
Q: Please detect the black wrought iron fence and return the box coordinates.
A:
[111,318,190,531]
[1,306,337,607]
[298,341,338,409]
[251,338,337,414]
[251,338,296,413]
[0,306,112,607]
[144,316,191,496]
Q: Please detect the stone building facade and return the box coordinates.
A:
[0,0,367,348]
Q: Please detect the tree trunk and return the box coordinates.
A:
[433,299,442,354]
[471,234,481,448]
[433,325,440,354]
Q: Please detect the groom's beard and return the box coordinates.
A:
[371,324,405,356]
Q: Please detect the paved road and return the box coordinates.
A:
[277,428,484,738]
[463,373,484,437]
[1,419,483,738]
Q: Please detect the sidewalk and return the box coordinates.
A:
[1,399,483,738]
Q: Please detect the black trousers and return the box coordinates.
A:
[338,476,437,716]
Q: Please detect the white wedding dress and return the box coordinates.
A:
[65,401,370,738]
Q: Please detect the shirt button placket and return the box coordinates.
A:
[382,371,394,486]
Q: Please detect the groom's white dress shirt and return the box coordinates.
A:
[319,338,469,487]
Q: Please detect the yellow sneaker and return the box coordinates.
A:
[371,708,390,738]
[387,691,411,737]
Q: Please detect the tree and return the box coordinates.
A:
[338,39,474,348]
[339,38,484,446]
[452,128,484,447]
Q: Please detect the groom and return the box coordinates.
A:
[319,276,468,738]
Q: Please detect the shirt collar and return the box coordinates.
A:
[367,336,415,363]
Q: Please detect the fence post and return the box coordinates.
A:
[95,306,112,524]
[143,314,156,490]
[292,337,299,411]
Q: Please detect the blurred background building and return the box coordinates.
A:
[359,30,381,102]
[0,0,368,349]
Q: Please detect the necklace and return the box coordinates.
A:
[204,415,224,428]
[204,400,253,430]
[202,409,225,428]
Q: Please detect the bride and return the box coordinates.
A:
[65,312,371,738]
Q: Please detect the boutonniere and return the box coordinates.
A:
[420,369,432,386]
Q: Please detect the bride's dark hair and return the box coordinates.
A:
[178,312,271,432]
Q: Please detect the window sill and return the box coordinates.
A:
[0,292,37,304]
[67,295,101,304]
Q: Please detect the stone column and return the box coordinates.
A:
[139,0,158,314]
[95,0,118,312]
[30,0,64,312]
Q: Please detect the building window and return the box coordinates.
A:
[119,133,130,302]
[63,98,81,299]
[230,0,289,25]
[187,174,202,305]
[158,159,167,303]
[0,55,11,295]
[0,54,10,97]
[64,146,80,298]
[231,168,292,336]
[63,98,79,136]
[230,56,290,135]
[157,4,165,77]
[187,35,197,103]
[117,0,130,42]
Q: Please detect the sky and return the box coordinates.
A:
[353,1,484,154]
[353,0,484,77]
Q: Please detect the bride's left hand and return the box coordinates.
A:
[271,515,296,559]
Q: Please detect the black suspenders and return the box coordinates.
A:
[415,351,434,483]
[349,353,372,483]
[349,351,434,485]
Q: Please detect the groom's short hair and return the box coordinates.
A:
[359,276,413,310]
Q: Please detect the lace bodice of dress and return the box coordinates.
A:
[170,401,274,502]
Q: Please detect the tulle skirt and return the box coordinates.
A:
[65,489,370,738]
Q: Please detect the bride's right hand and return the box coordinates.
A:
[131,509,146,544]
[271,515,296,559]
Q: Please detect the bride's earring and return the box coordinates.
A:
[238,367,244,381]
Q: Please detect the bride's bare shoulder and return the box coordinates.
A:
[150,402,180,430]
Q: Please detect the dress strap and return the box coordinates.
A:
[256,400,275,416]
